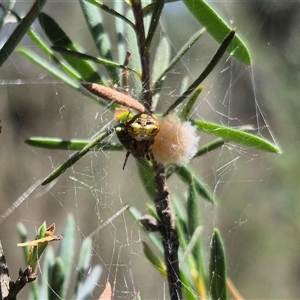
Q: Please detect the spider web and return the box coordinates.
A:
[0,1,292,299]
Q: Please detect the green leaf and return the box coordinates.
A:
[38,12,104,84]
[59,215,75,298]
[74,237,93,296]
[17,48,81,89]
[25,137,124,151]
[179,86,204,121]
[137,159,156,200]
[164,29,236,115]
[194,138,225,158]
[84,0,134,29]
[125,9,142,96]
[0,0,48,67]
[192,119,281,154]
[76,265,102,299]
[48,257,65,300]
[79,0,120,84]
[41,129,112,185]
[186,182,207,291]
[183,0,251,65]
[152,28,205,92]
[142,241,166,277]
[27,222,47,270]
[51,46,141,78]
[145,0,165,51]
[174,165,215,203]
[128,206,163,252]
[16,222,29,260]
[209,229,227,300]
[40,247,55,300]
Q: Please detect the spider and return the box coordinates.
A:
[120,112,160,169]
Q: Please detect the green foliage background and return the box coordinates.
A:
[0,1,298,299]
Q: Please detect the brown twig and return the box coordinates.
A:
[0,241,37,300]
[153,162,182,300]
[130,1,182,298]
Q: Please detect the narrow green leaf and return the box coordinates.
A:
[38,12,104,84]
[186,182,207,287]
[183,0,251,65]
[16,222,29,260]
[18,48,109,106]
[0,0,47,67]
[42,130,112,185]
[192,119,281,154]
[40,247,55,300]
[151,36,171,109]
[114,1,127,64]
[194,138,225,158]
[125,9,142,96]
[17,48,82,89]
[76,265,102,299]
[179,86,204,121]
[7,8,83,81]
[48,257,65,300]
[25,137,124,152]
[27,222,47,270]
[79,0,120,84]
[152,36,171,86]
[142,241,166,277]
[145,0,165,51]
[209,229,227,300]
[84,0,134,29]
[74,237,93,296]
[174,165,215,203]
[51,46,141,78]
[152,28,206,92]
[164,29,236,115]
[128,206,163,252]
[187,181,200,237]
[59,215,75,298]
[137,159,156,200]
[180,270,199,300]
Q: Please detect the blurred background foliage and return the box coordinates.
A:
[0,1,299,299]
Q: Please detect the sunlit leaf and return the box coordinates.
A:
[38,12,104,84]
[179,86,204,121]
[165,29,236,115]
[42,130,113,185]
[192,119,281,154]
[79,0,120,84]
[0,0,47,67]
[183,0,251,65]
[152,28,205,92]
[25,137,123,152]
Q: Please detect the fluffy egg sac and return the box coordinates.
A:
[152,113,199,165]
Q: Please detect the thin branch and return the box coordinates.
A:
[0,241,37,300]
[153,162,182,300]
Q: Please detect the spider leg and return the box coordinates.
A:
[123,151,131,170]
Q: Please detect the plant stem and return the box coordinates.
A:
[131,0,152,112]
[153,162,182,300]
